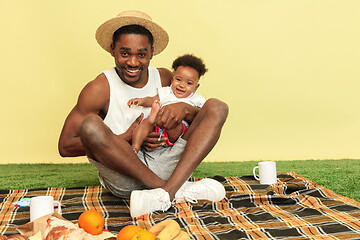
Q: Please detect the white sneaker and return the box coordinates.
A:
[174,178,226,204]
[130,188,171,218]
[174,181,191,203]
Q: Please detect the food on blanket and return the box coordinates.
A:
[172,231,190,240]
[6,234,28,240]
[116,225,143,240]
[0,235,7,240]
[116,220,188,240]
[149,219,181,240]
[130,229,156,240]
[116,225,156,240]
[78,209,105,235]
[44,216,98,239]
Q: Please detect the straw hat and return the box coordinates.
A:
[95,10,169,55]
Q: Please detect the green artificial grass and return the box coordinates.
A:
[0,159,359,202]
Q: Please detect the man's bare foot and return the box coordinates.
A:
[148,100,161,123]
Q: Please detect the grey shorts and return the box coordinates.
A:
[88,137,187,198]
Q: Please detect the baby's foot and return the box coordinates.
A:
[148,100,161,123]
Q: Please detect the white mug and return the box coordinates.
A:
[30,196,61,221]
[253,161,277,184]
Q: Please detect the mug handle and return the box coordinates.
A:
[54,201,62,215]
[253,166,260,180]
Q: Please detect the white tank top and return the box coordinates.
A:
[103,66,162,135]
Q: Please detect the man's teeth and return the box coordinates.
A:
[127,69,140,73]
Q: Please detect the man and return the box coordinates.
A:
[58,10,229,218]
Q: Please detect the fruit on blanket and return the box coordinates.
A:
[117,225,143,240]
[130,229,157,240]
[78,209,105,235]
[149,219,181,240]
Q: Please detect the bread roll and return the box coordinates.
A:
[7,234,28,240]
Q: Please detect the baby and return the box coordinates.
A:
[128,54,208,153]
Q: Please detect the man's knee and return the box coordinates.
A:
[203,98,229,124]
[79,115,108,147]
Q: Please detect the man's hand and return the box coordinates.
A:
[142,132,167,151]
[156,102,190,129]
[120,113,144,143]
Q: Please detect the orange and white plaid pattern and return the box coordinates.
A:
[1,172,360,239]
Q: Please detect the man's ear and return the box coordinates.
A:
[150,46,154,59]
[110,43,115,57]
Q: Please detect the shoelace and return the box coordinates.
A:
[160,200,171,212]
[182,188,200,204]
[151,190,171,212]
[159,196,171,212]
[140,147,154,166]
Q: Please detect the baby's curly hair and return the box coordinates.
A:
[172,54,208,78]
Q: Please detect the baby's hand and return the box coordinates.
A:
[128,98,143,107]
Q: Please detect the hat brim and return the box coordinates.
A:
[95,16,169,55]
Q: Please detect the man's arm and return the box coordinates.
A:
[58,74,109,157]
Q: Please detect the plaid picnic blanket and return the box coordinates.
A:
[1,172,360,239]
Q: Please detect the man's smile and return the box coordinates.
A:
[124,68,141,77]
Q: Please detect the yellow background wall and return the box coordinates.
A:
[1,0,359,163]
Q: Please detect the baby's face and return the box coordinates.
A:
[171,66,199,98]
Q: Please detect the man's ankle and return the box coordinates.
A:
[161,186,177,201]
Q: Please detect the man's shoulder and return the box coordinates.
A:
[90,72,109,87]
[81,73,109,98]
[157,67,172,77]
[74,72,110,116]
[157,67,173,87]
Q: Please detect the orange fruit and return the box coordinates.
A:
[117,225,144,240]
[78,209,105,235]
[131,229,157,240]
